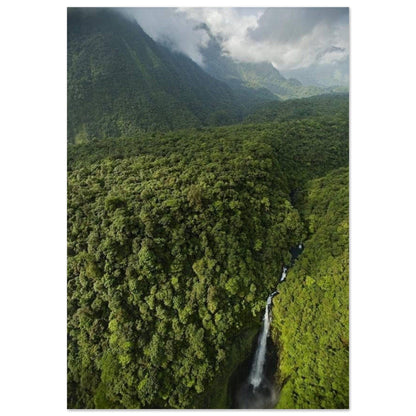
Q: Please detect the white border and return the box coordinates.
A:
[1,1,416,415]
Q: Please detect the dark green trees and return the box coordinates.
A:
[67,8,248,143]
[67,112,348,408]
[271,167,349,409]
[243,93,348,125]
[67,126,308,408]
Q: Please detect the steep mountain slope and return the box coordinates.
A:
[199,31,331,100]
[68,8,252,143]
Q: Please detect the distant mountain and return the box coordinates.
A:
[281,58,349,89]
[198,27,343,100]
[68,8,271,143]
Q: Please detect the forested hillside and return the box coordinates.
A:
[67,117,348,408]
[67,6,349,409]
[68,8,263,143]
[67,127,302,408]
[271,167,349,408]
[68,118,348,189]
[243,93,348,125]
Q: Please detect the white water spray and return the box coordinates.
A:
[280,266,288,282]
[249,265,288,389]
[235,249,304,407]
[249,292,276,389]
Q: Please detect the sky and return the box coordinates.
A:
[121,7,349,86]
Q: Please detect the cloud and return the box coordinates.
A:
[185,7,349,70]
[119,7,210,65]
[247,8,349,69]
[121,7,349,71]
[177,7,264,45]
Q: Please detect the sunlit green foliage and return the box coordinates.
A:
[271,167,349,409]
[67,125,316,408]
[68,118,348,192]
[67,95,348,407]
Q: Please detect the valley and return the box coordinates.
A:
[67,7,349,409]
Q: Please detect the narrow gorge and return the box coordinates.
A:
[232,244,304,409]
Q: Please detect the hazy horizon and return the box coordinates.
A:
[120,7,349,87]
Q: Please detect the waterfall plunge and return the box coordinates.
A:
[249,264,288,389]
[280,266,288,282]
[249,292,277,389]
[232,250,304,408]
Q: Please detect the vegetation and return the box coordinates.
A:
[68,118,348,191]
[271,167,349,409]
[67,8,349,409]
[67,9,347,144]
[68,126,302,408]
[243,93,349,125]
[67,116,348,408]
[68,8,251,143]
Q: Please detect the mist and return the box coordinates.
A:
[120,7,349,86]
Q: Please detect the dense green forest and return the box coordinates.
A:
[67,8,276,144]
[243,93,349,125]
[68,117,348,192]
[271,167,349,408]
[67,7,349,410]
[67,117,348,408]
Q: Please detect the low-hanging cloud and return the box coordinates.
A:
[121,7,349,71]
[119,7,211,65]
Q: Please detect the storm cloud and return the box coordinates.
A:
[121,7,349,75]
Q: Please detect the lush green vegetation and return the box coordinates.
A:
[67,8,349,409]
[271,167,349,409]
[67,116,348,408]
[67,9,348,145]
[68,118,348,191]
[67,127,303,408]
[243,93,349,125]
[68,8,256,143]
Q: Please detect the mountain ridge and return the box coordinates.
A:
[68,8,270,143]
[196,26,341,100]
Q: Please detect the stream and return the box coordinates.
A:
[230,243,304,409]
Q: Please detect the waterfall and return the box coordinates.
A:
[280,266,288,282]
[249,265,288,389]
[249,292,276,389]
[233,248,304,407]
